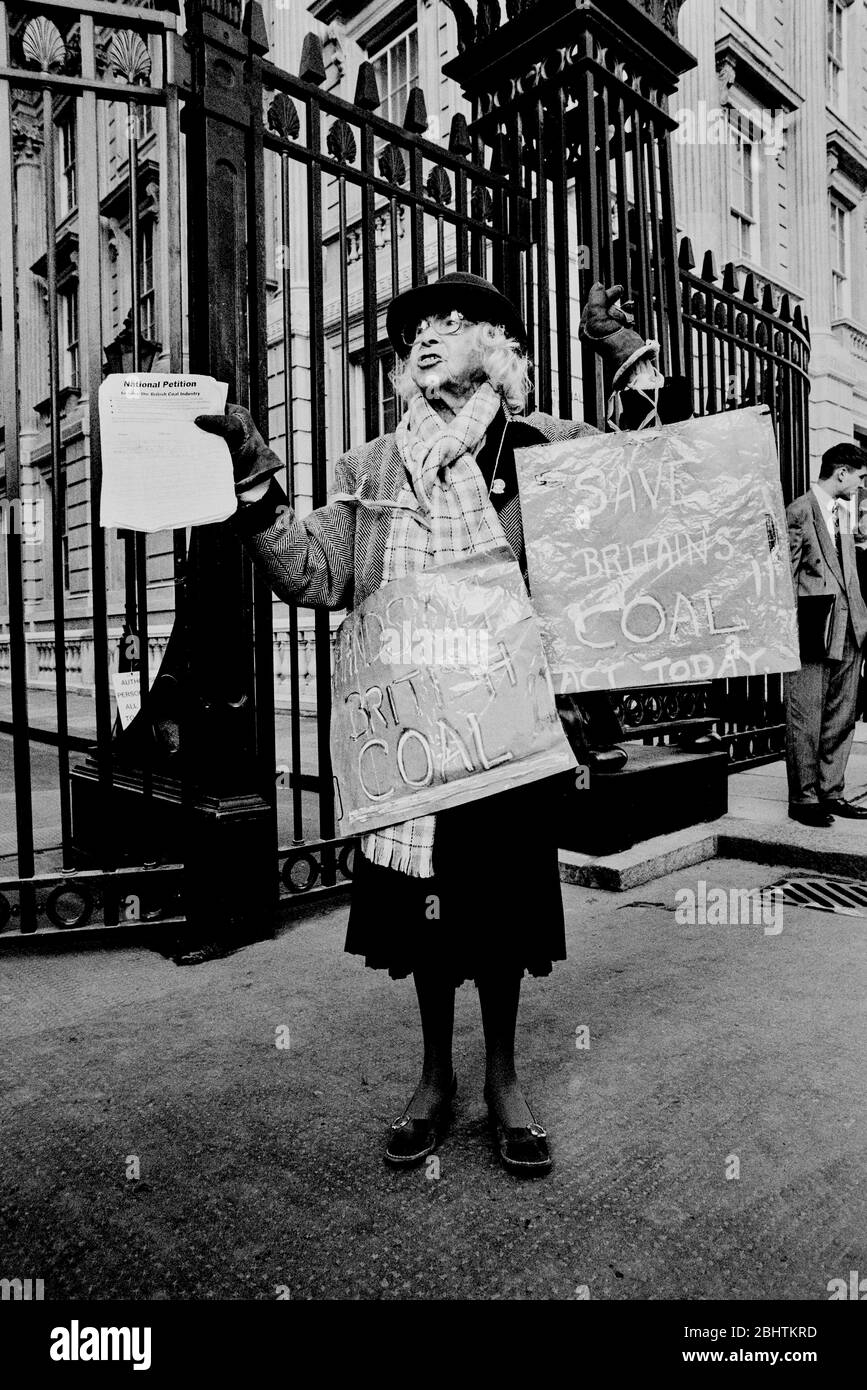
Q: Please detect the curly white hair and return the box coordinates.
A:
[391,321,531,415]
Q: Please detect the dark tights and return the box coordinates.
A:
[404,966,536,1128]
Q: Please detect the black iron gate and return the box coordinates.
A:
[0,0,192,938]
[0,0,811,941]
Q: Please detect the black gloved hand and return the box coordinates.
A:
[579,281,656,389]
[579,281,637,340]
[194,403,284,496]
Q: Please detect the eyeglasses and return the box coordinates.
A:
[401,309,472,348]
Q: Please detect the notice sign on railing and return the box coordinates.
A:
[514,405,800,693]
[330,547,576,838]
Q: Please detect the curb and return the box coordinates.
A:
[559,813,867,890]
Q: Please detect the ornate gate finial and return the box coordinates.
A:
[21,16,67,73]
[106,31,153,86]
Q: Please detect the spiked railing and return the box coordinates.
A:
[441,0,697,425]
[679,238,811,509]
[678,237,811,768]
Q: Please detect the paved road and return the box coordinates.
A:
[1,857,864,1301]
[0,737,65,860]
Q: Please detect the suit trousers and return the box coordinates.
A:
[784,625,863,804]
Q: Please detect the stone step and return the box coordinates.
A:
[559,808,867,891]
[560,741,729,857]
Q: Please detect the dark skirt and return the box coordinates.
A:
[344,775,568,987]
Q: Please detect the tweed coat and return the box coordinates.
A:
[233,410,598,608]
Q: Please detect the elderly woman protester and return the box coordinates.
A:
[196,272,661,1176]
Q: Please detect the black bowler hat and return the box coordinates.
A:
[386,271,527,355]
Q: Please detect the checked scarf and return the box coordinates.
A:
[360,381,510,878]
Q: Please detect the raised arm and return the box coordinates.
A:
[195,404,356,610]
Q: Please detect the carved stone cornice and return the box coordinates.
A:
[12,105,42,167]
[827,122,867,196]
[713,33,802,114]
[717,55,736,103]
[99,156,161,227]
[30,228,79,288]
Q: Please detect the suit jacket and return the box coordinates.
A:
[233,411,597,610]
[786,490,867,659]
[856,536,867,604]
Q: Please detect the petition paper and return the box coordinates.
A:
[99,374,235,532]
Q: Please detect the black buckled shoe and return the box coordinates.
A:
[484,1086,553,1177]
[384,1073,457,1168]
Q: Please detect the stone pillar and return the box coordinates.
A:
[670,0,727,260]
[12,97,47,607]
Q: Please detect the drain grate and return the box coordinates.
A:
[770,875,867,917]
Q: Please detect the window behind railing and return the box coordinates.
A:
[827,0,845,110]
[830,194,848,319]
[60,286,79,390]
[138,222,155,342]
[728,113,758,263]
[57,108,76,217]
[370,24,419,129]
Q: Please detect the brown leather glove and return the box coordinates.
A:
[579,282,656,389]
[194,403,284,495]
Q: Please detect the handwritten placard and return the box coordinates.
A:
[330,547,576,838]
[514,405,799,692]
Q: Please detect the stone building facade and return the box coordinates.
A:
[673,0,867,466]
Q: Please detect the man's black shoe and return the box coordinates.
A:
[788,804,834,827]
[586,745,628,774]
[819,798,867,819]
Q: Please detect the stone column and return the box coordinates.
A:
[12,96,48,607]
[670,0,727,260]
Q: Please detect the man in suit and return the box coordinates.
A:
[785,442,867,826]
